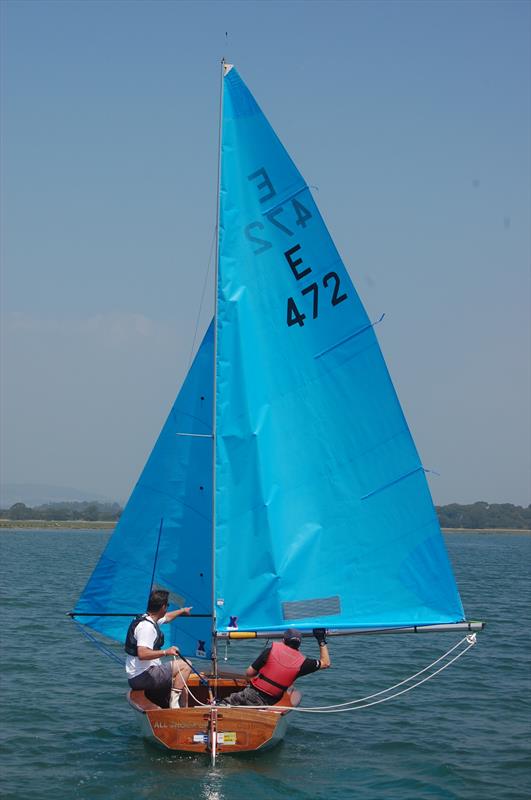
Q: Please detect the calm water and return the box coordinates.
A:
[1,530,530,800]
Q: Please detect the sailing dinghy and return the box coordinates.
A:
[71,63,484,761]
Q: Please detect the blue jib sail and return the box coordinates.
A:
[214,67,464,633]
[74,323,214,659]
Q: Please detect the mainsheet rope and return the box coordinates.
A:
[175,634,477,712]
[174,657,208,707]
[280,633,477,714]
[284,632,477,712]
[77,626,477,713]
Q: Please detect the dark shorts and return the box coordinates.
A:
[223,684,280,706]
[128,663,173,708]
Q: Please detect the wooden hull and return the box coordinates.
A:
[127,672,298,754]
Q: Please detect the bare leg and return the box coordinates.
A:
[287,687,301,707]
[171,658,192,707]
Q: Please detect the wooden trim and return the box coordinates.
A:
[127,680,299,752]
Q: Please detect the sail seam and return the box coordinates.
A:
[138,486,212,523]
[215,429,415,522]
[171,409,212,432]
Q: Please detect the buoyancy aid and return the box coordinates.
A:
[251,641,306,698]
[124,614,165,655]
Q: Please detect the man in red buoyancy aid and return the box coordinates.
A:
[222,628,331,706]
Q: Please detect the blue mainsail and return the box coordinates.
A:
[214,67,464,633]
[74,66,466,664]
[74,323,214,659]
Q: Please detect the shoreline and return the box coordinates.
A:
[442,527,530,534]
[0,519,529,533]
[0,519,116,529]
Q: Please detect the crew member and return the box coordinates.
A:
[222,627,330,706]
[125,589,192,708]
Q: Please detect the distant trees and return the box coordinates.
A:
[1,500,529,528]
[436,502,531,530]
[0,501,122,522]
[7,502,34,520]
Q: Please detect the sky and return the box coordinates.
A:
[1,0,529,507]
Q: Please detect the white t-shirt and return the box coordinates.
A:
[125,614,167,679]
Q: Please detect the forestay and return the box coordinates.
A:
[214,67,464,634]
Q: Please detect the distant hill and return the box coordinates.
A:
[0,483,117,508]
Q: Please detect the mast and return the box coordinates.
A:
[211,57,226,678]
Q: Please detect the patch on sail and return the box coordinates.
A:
[282,596,341,620]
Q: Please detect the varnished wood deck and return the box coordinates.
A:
[127,672,299,753]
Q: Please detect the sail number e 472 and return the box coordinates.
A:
[285,245,347,328]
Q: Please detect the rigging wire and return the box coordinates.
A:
[213,634,476,713]
[74,620,125,667]
[282,633,474,711]
[76,629,478,714]
[174,657,208,707]
[281,633,477,714]
[187,226,216,371]
[172,634,478,712]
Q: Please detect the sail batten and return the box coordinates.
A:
[260,184,310,216]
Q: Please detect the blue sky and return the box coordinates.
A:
[1,0,529,506]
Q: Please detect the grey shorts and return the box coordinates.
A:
[128,663,173,707]
[223,684,279,706]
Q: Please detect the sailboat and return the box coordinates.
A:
[71,63,483,760]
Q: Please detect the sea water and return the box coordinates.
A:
[0,530,529,800]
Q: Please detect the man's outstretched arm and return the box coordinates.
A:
[163,606,193,623]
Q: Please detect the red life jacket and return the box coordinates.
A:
[251,641,306,698]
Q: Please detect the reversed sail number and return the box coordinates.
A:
[245,198,312,255]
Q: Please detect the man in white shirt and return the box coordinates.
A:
[125,589,192,708]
